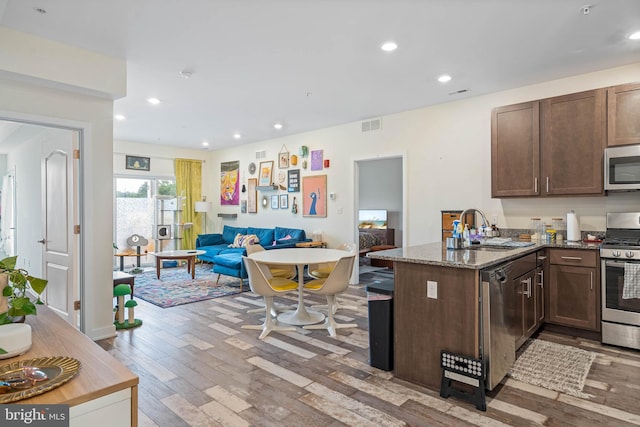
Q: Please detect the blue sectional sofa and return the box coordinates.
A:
[196,225,311,280]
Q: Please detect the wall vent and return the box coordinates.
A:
[255,150,266,159]
[361,117,382,132]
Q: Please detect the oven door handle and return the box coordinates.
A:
[604,260,632,268]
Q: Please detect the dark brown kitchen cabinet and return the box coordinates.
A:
[607,82,640,147]
[491,101,540,197]
[547,249,600,331]
[514,264,544,350]
[491,89,606,197]
[541,89,606,196]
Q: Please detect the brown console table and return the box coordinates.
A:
[114,252,146,271]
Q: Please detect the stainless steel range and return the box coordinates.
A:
[601,212,640,350]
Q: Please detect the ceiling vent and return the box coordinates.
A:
[255,150,266,159]
[362,117,382,132]
[448,89,469,96]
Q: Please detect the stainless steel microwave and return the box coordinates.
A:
[605,144,640,191]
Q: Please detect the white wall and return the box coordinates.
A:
[205,62,640,247]
[0,30,126,340]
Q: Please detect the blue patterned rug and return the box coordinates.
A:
[131,264,247,308]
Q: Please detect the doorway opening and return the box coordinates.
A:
[354,155,405,280]
[0,117,83,330]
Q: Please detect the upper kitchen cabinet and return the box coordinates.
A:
[491,101,540,197]
[607,82,640,147]
[492,89,605,197]
[541,89,605,196]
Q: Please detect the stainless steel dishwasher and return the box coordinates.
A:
[480,253,536,390]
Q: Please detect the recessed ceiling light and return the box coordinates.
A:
[629,31,640,40]
[233,133,241,139]
[114,114,126,121]
[179,70,193,79]
[147,97,160,105]
[273,123,283,130]
[381,41,398,52]
[438,75,452,83]
[202,141,209,147]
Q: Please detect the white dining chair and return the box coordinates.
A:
[308,242,356,279]
[241,256,299,339]
[303,254,357,337]
[246,244,296,279]
[310,243,358,314]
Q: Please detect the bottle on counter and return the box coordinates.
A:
[463,224,470,247]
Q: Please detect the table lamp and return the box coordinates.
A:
[195,201,212,233]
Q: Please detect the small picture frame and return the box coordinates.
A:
[258,161,274,186]
[279,194,288,209]
[271,195,279,209]
[279,145,290,169]
[126,155,150,171]
[241,200,247,214]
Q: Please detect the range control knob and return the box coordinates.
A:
[613,250,621,258]
[626,251,635,258]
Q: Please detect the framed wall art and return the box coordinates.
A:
[220,160,240,205]
[310,150,323,171]
[271,195,279,209]
[278,145,289,169]
[302,174,327,217]
[125,155,150,171]
[241,200,247,214]
[288,169,300,192]
[247,178,257,213]
[279,194,288,209]
[258,161,274,186]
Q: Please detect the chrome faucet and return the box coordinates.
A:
[459,208,490,230]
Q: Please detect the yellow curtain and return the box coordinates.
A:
[175,159,203,250]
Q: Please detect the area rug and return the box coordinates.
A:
[132,264,247,308]
[508,339,597,398]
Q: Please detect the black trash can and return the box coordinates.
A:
[366,279,394,371]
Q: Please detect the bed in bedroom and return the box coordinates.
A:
[358,228,395,254]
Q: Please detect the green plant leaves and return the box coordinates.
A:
[27,277,48,295]
[8,296,37,317]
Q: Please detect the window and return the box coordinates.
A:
[114,176,175,268]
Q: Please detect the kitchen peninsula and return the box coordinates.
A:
[367,240,599,390]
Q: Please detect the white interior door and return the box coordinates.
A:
[41,132,78,326]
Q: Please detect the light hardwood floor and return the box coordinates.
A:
[98,274,640,426]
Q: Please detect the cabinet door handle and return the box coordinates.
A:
[561,256,582,260]
[590,271,593,291]
[538,270,544,288]
[534,177,538,193]
[546,176,549,193]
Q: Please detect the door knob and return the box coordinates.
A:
[37,239,45,244]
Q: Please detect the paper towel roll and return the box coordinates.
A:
[567,211,580,242]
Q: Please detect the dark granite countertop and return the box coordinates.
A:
[366,240,600,270]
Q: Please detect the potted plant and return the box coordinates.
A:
[0,256,48,324]
[0,256,48,356]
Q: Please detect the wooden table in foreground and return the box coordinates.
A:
[150,250,206,279]
[17,306,139,426]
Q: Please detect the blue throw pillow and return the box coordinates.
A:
[247,227,275,247]
[197,234,224,246]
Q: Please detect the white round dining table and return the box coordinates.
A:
[248,248,351,325]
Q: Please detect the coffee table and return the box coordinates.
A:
[150,250,206,279]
